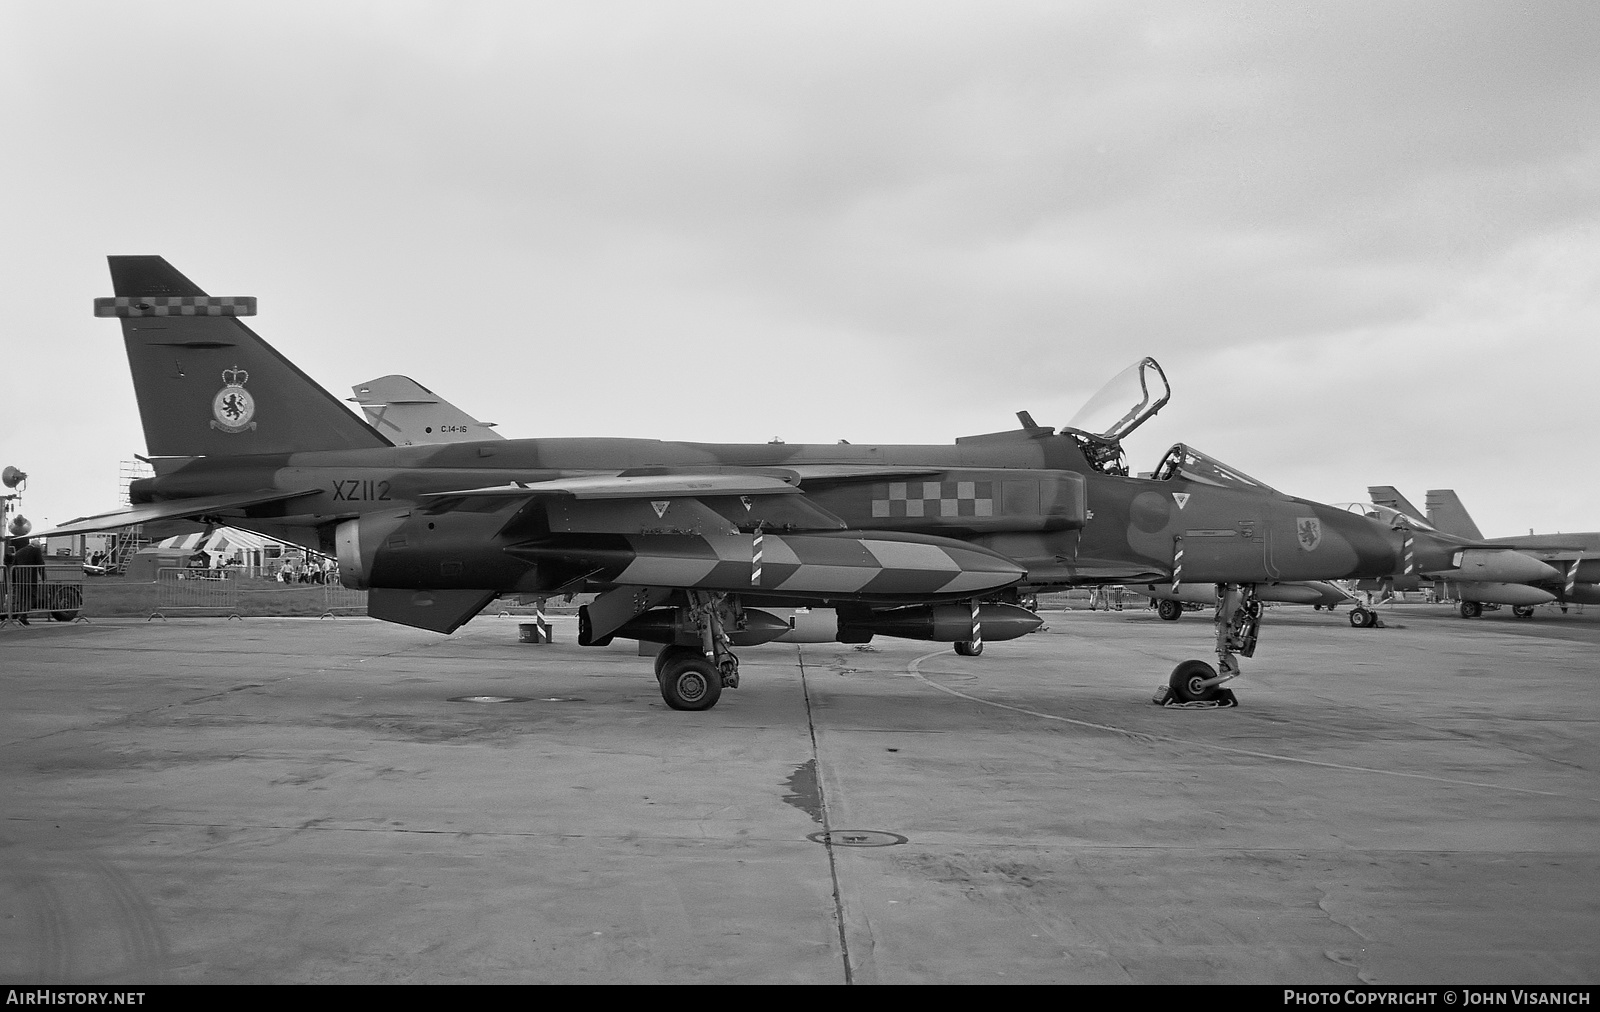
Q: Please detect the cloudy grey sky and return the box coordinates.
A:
[3,1,1597,536]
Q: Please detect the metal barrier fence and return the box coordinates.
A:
[2,565,87,624]
[151,568,367,619]
[153,567,242,617]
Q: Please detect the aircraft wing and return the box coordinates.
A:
[779,464,944,482]
[424,473,805,500]
[33,489,322,538]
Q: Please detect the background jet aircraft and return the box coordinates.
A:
[52,256,1417,710]
[1421,489,1600,617]
[348,375,504,446]
[1352,485,1582,620]
[1131,579,1353,621]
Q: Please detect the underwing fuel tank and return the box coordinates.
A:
[616,607,793,647]
[1427,549,1562,585]
[844,603,1043,642]
[1438,581,1558,607]
[1135,581,1349,607]
[775,604,1043,644]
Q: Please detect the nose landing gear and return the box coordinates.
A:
[1164,583,1257,705]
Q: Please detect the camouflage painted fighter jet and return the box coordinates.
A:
[1353,487,1600,620]
[51,256,1414,710]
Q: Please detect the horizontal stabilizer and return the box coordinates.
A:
[367,588,497,634]
[33,488,321,538]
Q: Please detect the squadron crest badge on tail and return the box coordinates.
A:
[1296,516,1322,551]
[210,367,257,433]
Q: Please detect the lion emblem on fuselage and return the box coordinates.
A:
[1296,516,1322,552]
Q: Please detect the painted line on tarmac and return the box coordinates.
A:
[907,651,1564,797]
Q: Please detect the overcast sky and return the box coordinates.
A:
[3,1,1597,537]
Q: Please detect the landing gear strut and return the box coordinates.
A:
[1167,583,1257,703]
[657,591,741,711]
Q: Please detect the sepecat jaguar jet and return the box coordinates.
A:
[51,255,1416,710]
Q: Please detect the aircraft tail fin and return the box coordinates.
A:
[1425,490,1484,540]
[102,256,391,457]
[1367,486,1425,521]
[348,375,503,445]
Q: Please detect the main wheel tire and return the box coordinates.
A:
[1350,607,1376,628]
[660,655,723,711]
[654,644,702,680]
[1512,605,1535,619]
[1168,659,1220,703]
[1157,599,1183,622]
[954,640,983,656]
[1460,601,1482,619]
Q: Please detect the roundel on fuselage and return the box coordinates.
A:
[1129,491,1173,534]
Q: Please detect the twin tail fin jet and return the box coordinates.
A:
[50,256,1416,710]
[1349,486,1596,620]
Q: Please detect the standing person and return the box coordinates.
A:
[11,537,44,624]
[3,537,15,621]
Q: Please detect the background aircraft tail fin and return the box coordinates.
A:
[1425,490,1484,540]
[1367,485,1425,521]
[348,375,503,445]
[105,256,391,457]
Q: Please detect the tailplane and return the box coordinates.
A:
[1425,490,1484,540]
[101,256,391,457]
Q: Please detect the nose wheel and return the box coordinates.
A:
[1164,584,1257,705]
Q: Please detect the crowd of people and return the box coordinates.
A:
[277,557,337,584]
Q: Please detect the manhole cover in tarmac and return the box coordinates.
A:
[448,695,533,704]
[807,830,908,848]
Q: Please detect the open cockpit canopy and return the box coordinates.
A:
[1065,357,1170,443]
[1062,358,1170,475]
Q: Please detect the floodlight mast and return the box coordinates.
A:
[1,465,27,623]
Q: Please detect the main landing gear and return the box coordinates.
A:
[654,591,741,711]
[1166,583,1258,704]
[1348,605,1379,628]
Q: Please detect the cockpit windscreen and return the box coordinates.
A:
[1331,501,1437,531]
[1152,444,1279,494]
